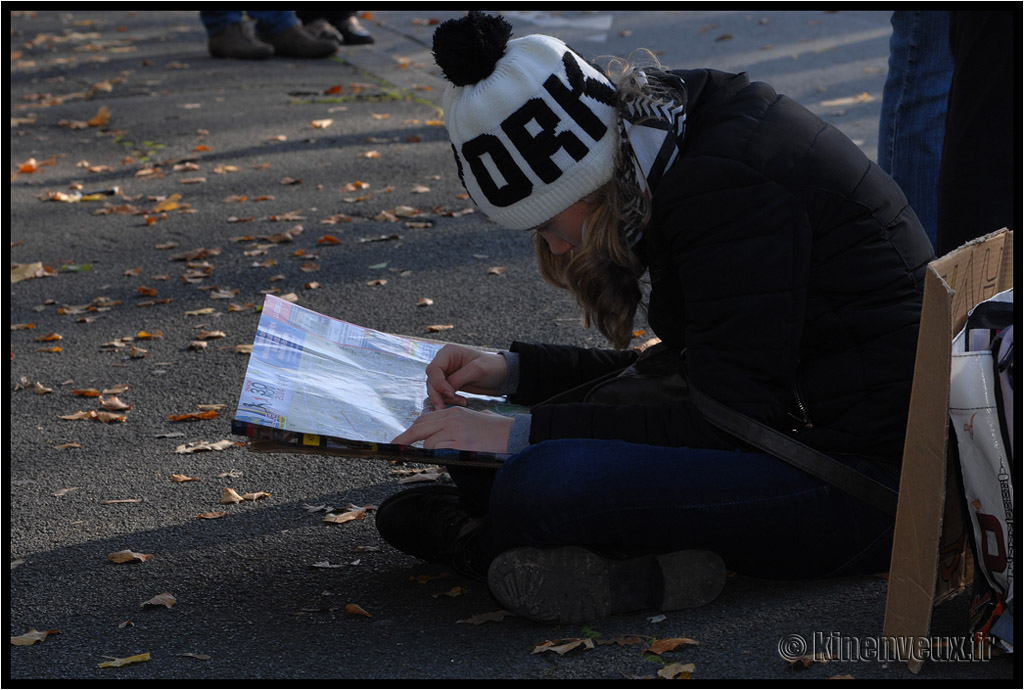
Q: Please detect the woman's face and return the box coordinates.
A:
[534,201,591,256]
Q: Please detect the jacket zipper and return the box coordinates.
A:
[793,385,813,431]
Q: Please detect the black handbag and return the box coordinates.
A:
[540,343,899,516]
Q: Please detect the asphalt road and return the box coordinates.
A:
[8,10,1016,683]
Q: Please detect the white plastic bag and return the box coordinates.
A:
[949,288,1014,653]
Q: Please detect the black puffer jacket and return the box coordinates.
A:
[508,69,936,465]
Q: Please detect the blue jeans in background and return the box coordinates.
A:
[878,11,954,250]
[451,438,899,580]
[199,11,297,38]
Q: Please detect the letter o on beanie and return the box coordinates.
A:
[433,13,618,230]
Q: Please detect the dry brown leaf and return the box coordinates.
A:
[432,585,468,599]
[241,491,270,501]
[141,592,176,609]
[311,119,333,129]
[323,507,366,524]
[344,603,372,617]
[98,652,150,668]
[33,382,53,395]
[197,511,227,519]
[658,662,695,680]
[108,549,154,564]
[456,610,514,625]
[426,324,453,333]
[53,442,81,450]
[488,266,506,275]
[53,487,78,497]
[645,637,699,655]
[168,410,219,422]
[171,474,199,483]
[99,394,131,411]
[102,498,142,504]
[221,487,245,504]
[532,638,596,655]
[11,629,61,646]
[175,439,235,454]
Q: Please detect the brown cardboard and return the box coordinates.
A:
[883,228,1014,672]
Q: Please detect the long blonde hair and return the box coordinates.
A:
[533,52,668,349]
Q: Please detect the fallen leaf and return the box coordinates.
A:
[488,266,506,275]
[417,297,434,307]
[33,382,54,395]
[171,474,199,483]
[221,487,245,504]
[175,439,236,454]
[102,498,142,504]
[323,507,366,524]
[241,491,270,501]
[311,119,333,129]
[53,487,79,497]
[532,638,596,655]
[108,550,154,564]
[11,629,61,646]
[181,652,211,661]
[658,662,695,680]
[98,652,150,668]
[344,603,371,617]
[457,610,514,625]
[426,324,453,333]
[645,637,699,655]
[141,593,176,609]
[433,586,468,599]
[53,442,81,450]
[168,410,219,422]
[87,106,111,127]
[197,511,227,519]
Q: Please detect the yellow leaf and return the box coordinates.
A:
[98,652,151,668]
[11,629,61,646]
[152,193,181,213]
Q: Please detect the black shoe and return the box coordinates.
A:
[487,546,726,623]
[208,22,273,60]
[302,18,344,46]
[337,16,375,45]
[375,485,487,579]
[267,25,338,59]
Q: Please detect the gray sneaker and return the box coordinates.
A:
[487,546,726,623]
[208,22,273,60]
[266,24,338,59]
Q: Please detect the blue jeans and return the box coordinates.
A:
[451,439,898,579]
[877,11,954,250]
[199,11,297,38]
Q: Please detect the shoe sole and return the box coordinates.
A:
[487,546,725,624]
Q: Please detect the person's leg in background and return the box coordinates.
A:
[878,11,954,250]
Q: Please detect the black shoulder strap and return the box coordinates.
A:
[688,385,899,517]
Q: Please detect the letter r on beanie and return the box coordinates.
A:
[434,15,618,230]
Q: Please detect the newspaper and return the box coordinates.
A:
[231,295,524,465]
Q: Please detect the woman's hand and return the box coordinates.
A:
[391,407,513,454]
[424,344,509,411]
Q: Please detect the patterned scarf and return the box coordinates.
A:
[616,70,688,248]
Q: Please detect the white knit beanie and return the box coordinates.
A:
[433,13,619,230]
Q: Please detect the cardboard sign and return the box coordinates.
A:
[883,228,1014,673]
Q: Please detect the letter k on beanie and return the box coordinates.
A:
[433,12,619,230]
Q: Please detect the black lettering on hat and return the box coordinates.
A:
[461,133,533,207]
[543,52,616,141]
[501,98,589,184]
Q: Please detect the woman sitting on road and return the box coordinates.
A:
[374,12,935,624]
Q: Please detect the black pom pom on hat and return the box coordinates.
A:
[432,11,514,87]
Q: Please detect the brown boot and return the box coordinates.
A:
[208,22,273,60]
[266,24,338,59]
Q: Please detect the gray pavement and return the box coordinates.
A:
[8,10,1015,683]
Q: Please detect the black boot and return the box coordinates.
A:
[208,22,273,60]
[375,485,488,580]
[487,546,727,623]
[265,24,338,59]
